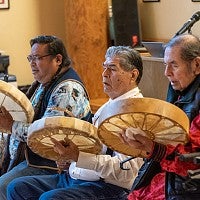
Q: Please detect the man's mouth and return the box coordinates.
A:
[32,69,38,74]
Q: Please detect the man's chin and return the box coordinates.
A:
[171,85,181,91]
[104,88,110,94]
[33,75,40,82]
[103,87,111,93]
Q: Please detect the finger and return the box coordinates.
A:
[56,160,67,166]
[118,131,126,143]
[133,134,154,152]
[0,106,8,115]
[51,137,70,147]
[51,138,66,154]
[133,134,150,144]
[126,139,143,149]
[51,138,65,148]
[51,137,60,145]
[121,130,130,139]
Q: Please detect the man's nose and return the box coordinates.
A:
[102,68,110,77]
[164,64,171,77]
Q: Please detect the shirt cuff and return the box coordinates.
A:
[76,151,97,170]
[147,142,167,162]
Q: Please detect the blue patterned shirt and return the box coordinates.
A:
[9,80,91,159]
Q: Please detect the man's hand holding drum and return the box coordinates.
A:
[0,106,13,133]
[51,137,79,171]
[121,127,154,155]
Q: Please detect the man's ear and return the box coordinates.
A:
[131,69,139,81]
[194,56,200,75]
[56,54,62,64]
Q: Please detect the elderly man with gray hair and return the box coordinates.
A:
[7,46,144,200]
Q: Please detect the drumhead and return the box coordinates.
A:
[97,98,189,157]
[0,80,34,132]
[27,116,102,161]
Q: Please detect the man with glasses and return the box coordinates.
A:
[0,35,92,200]
[27,53,53,62]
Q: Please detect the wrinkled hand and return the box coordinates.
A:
[121,127,154,153]
[0,106,13,133]
[56,160,71,172]
[51,137,79,163]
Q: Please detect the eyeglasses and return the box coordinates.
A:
[27,54,52,62]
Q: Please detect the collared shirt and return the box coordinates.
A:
[92,87,143,127]
[69,87,144,190]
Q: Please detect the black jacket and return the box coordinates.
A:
[132,75,200,200]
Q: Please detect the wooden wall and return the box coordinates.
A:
[140,57,169,100]
[64,0,109,100]
[63,1,171,112]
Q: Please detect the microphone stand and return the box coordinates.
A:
[173,11,200,37]
[174,23,193,37]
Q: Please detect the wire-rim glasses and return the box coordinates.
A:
[27,54,52,62]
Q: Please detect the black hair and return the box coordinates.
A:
[30,35,71,67]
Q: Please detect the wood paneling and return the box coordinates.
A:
[64,0,109,100]
[139,56,169,100]
[90,98,108,113]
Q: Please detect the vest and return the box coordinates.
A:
[2,68,92,173]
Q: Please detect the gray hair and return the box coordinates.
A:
[105,46,143,84]
[164,34,200,62]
